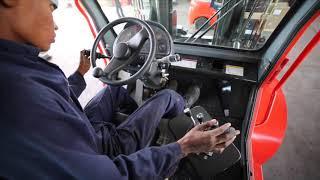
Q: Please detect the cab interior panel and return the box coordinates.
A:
[168,62,255,180]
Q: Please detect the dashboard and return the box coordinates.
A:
[113,21,257,84]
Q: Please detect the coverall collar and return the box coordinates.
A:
[0,39,40,57]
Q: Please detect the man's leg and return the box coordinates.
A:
[110,89,185,155]
[84,85,140,158]
[85,87,184,158]
[84,85,138,125]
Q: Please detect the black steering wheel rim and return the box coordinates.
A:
[91,17,156,85]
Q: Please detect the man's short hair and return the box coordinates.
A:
[51,0,59,9]
[0,0,9,7]
[0,0,58,8]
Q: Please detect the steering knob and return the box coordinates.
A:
[93,67,105,78]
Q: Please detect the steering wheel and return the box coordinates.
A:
[91,17,156,85]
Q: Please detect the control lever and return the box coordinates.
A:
[83,49,110,59]
[193,111,218,157]
[159,54,181,63]
[191,111,233,157]
[169,106,241,174]
[157,54,181,84]
[184,108,198,126]
[158,54,181,70]
[168,54,181,62]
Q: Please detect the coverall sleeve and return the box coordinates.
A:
[67,71,86,97]
[1,77,183,179]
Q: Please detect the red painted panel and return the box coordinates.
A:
[249,11,320,180]
[74,0,109,64]
[253,163,263,180]
[252,80,288,165]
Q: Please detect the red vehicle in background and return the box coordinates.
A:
[188,0,220,29]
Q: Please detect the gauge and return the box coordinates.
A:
[158,41,167,53]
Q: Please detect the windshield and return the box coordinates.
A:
[96,0,295,50]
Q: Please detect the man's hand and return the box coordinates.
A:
[77,50,91,76]
[177,120,240,157]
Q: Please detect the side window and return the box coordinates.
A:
[258,1,319,80]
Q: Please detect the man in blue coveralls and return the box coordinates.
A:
[0,0,240,179]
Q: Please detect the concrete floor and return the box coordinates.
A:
[49,1,320,179]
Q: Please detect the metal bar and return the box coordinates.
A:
[251,0,273,48]
[212,0,233,45]
[253,0,281,48]
[115,0,125,17]
[261,30,319,126]
[212,0,226,45]
[184,0,235,42]
[191,0,245,43]
[248,21,259,48]
[274,30,320,92]
[236,0,260,42]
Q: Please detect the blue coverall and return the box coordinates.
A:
[0,39,185,179]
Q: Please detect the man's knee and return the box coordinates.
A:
[158,89,178,97]
[99,85,122,100]
[158,89,184,105]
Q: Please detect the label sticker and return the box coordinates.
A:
[225,65,244,76]
[245,29,253,34]
[273,9,282,16]
[171,59,197,69]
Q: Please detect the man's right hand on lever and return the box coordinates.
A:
[177,119,240,157]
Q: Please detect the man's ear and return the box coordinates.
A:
[0,0,19,8]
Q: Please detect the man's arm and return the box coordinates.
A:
[0,76,184,179]
[67,50,90,97]
[68,71,86,97]
[1,75,239,179]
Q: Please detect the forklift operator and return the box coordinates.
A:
[0,0,240,179]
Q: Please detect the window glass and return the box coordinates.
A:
[97,0,295,50]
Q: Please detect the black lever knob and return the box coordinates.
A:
[196,113,204,123]
[93,67,104,78]
[84,50,109,59]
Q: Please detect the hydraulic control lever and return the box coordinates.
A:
[184,107,232,157]
[166,106,241,176]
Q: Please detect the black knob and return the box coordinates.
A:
[174,54,181,61]
[93,67,104,78]
[196,113,204,123]
[84,49,109,59]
